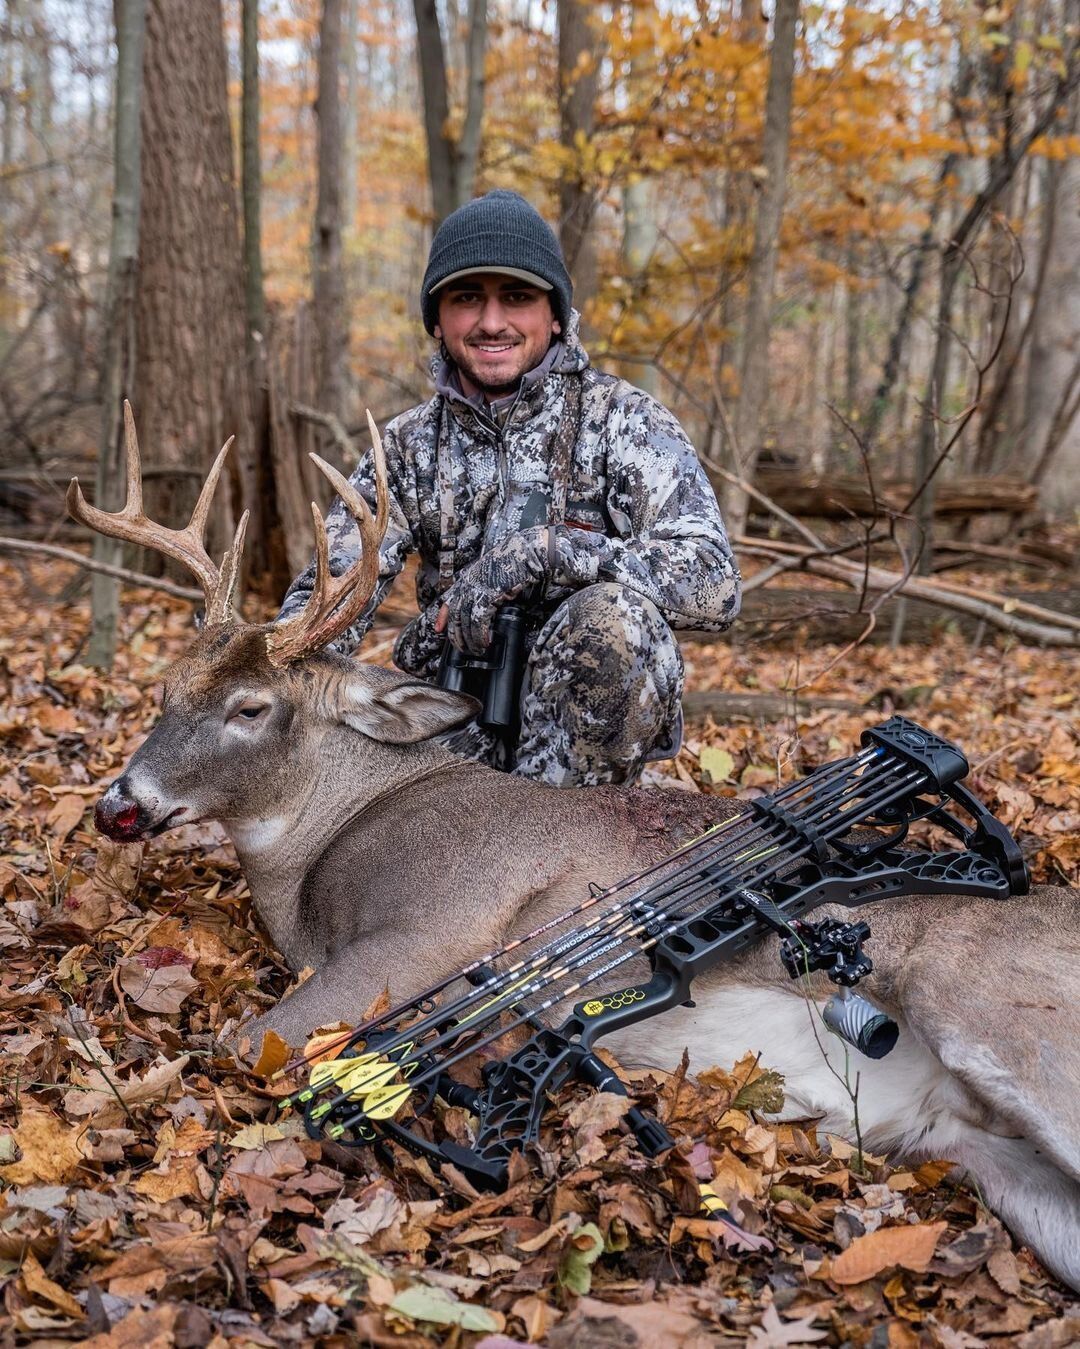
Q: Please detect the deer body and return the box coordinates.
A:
[73,408,1080,1289]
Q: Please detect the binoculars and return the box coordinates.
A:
[437,604,528,732]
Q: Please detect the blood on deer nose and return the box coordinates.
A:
[95,780,146,841]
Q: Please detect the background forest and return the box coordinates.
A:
[1,0,1078,663]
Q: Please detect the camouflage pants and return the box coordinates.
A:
[438,582,684,787]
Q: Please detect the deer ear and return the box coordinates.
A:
[336,673,480,744]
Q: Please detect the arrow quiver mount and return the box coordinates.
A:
[288,717,1028,1193]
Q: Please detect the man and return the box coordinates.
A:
[280,189,741,786]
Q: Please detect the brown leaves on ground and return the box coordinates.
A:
[0,560,1077,1344]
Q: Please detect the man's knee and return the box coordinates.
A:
[547,582,670,661]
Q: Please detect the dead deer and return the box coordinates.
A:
[70,406,1080,1288]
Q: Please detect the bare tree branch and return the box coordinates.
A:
[0,538,203,601]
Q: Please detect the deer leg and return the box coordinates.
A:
[235,931,485,1058]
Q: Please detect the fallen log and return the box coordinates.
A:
[681,690,863,720]
[734,535,1080,647]
[751,468,1038,520]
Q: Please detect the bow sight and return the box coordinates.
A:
[282,717,1027,1195]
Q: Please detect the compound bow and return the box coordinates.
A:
[281,717,1027,1204]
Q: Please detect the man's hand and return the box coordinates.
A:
[440,526,554,655]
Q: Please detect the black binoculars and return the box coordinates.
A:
[437,604,528,731]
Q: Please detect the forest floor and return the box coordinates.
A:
[0,558,1077,1347]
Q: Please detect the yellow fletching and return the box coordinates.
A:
[309,1053,393,1099]
[361,1083,413,1119]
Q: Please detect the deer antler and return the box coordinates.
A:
[265,410,390,666]
[67,402,248,625]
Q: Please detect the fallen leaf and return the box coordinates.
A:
[563,1297,717,1348]
[229,1121,286,1149]
[747,1304,829,1347]
[557,1221,604,1295]
[252,1027,290,1078]
[0,1109,85,1184]
[828,1221,948,1284]
[20,1250,84,1319]
[389,1283,502,1332]
[699,746,735,783]
[46,793,85,842]
[118,955,198,1013]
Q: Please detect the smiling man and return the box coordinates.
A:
[279,189,741,786]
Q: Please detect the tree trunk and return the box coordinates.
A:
[412,0,487,224]
[707,0,764,457]
[912,40,1080,562]
[342,0,359,240]
[620,0,659,399]
[314,0,348,445]
[622,175,659,397]
[557,0,602,320]
[844,240,860,419]
[135,0,254,571]
[724,0,799,536]
[457,0,487,205]
[413,0,454,223]
[241,0,265,345]
[1024,104,1080,510]
[88,0,146,669]
[0,1,17,306]
[240,0,286,591]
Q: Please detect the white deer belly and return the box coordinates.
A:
[606,983,965,1148]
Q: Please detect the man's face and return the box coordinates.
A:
[434,273,561,398]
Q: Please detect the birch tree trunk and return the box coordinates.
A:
[89,0,146,669]
[314,0,348,442]
[724,0,799,536]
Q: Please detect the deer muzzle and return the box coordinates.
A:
[95,776,187,841]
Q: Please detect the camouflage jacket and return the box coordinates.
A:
[279,312,741,675]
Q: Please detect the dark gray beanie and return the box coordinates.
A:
[421,190,573,335]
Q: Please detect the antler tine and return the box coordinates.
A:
[205,509,250,627]
[66,401,242,618]
[123,400,144,517]
[190,435,235,540]
[365,409,389,538]
[307,500,333,620]
[266,420,390,666]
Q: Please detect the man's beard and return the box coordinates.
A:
[457,349,525,397]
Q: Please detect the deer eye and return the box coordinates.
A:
[229,700,269,724]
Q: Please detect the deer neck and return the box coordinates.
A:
[221,726,466,957]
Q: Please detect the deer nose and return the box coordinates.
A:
[95,778,149,841]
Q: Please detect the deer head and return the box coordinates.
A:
[71,404,476,847]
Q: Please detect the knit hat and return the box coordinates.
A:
[421,190,573,335]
